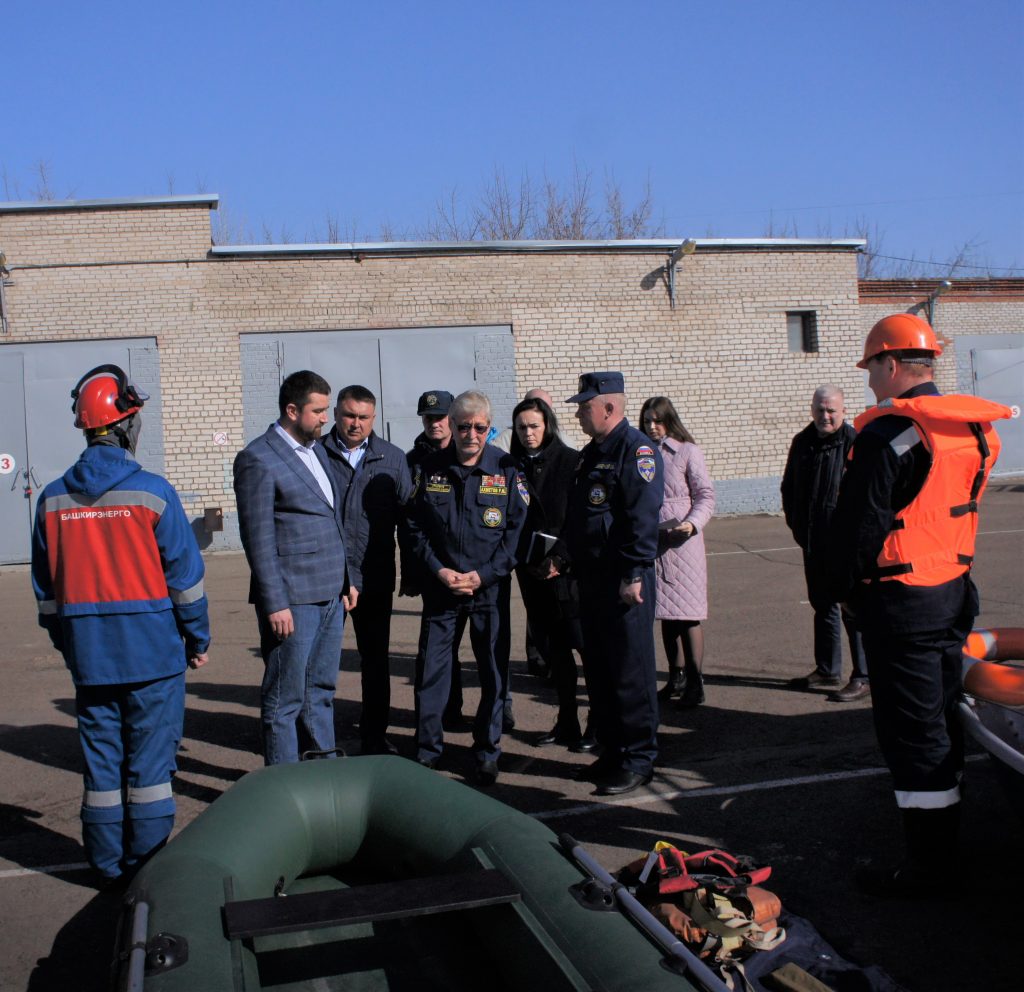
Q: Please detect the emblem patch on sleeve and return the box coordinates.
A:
[636,444,656,483]
[516,474,531,505]
[482,506,504,527]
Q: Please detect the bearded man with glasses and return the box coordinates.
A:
[405,390,529,786]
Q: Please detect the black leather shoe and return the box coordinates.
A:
[830,679,871,703]
[361,737,398,756]
[536,725,583,748]
[416,755,439,771]
[570,731,598,753]
[476,759,499,787]
[595,768,653,796]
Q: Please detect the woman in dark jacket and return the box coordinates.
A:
[510,397,589,748]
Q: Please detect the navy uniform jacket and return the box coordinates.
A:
[322,429,414,593]
[233,426,351,614]
[566,418,664,582]
[406,443,529,606]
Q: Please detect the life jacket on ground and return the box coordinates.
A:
[854,394,1012,587]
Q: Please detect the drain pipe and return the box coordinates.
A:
[926,279,953,326]
[0,252,9,335]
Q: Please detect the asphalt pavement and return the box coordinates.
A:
[1,480,1021,991]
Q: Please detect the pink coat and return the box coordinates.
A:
[654,439,716,621]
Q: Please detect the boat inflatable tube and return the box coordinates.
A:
[118,757,705,992]
[959,627,1024,786]
[962,627,1024,708]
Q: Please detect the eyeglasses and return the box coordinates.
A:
[456,423,489,435]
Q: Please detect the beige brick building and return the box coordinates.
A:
[0,195,1020,559]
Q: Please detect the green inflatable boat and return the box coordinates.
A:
[113,756,721,992]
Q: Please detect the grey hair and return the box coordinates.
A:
[450,389,492,423]
[813,384,845,402]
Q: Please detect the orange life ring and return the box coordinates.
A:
[962,628,1024,708]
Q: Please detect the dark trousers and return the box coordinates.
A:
[415,581,511,763]
[804,553,867,680]
[861,620,969,806]
[578,568,658,775]
[518,571,583,733]
[349,586,394,745]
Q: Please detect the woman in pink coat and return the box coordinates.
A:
[640,396,716,708]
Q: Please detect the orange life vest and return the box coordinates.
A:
[853,394,1012,587]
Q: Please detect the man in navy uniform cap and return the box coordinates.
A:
[564,371,664,795]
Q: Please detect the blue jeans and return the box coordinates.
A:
[258,598,345,765]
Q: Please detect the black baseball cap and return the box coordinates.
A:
[417,390,454,416]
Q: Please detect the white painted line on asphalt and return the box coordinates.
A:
[532,755,987,821]
[707,546,799,557]
[707,528,1023,559]
[0,861,89,879]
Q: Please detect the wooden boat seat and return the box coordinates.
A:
[223,867,520,940]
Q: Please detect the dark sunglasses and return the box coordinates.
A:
[456,422,489,435]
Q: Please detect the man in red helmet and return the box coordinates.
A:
[31,365,210,889]
[828,314,1011,899]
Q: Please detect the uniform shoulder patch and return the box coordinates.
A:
[636,444,657,483]
[516,473,531,505]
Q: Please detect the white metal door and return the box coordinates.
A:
[973,347,1024,474]
[0,352,31,564]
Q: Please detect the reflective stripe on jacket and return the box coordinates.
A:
[854,394,1011,587]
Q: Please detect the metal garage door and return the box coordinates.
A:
[973,347,1023,474]
[0,339,162,565]
[240,325,514,453]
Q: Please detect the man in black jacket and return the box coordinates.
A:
[323,384,414,755]
[781,385,868,701]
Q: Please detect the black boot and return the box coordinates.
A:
[857,804,962,900]
[658,669,685,701]
[677,671,705,708]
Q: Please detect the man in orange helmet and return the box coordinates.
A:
[829,313,1012,899]
[31,365,210,889]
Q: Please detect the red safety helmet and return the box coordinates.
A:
[857,313,942,369]
[71,364,148,429]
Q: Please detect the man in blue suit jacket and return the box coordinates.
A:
[233,370,359,764]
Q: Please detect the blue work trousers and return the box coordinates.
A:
[76,672,185,880]
[415,583,510,764]
[258,598,345,765]
[578,568,659,775]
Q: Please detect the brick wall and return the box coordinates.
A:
[2,201,1020,547]
[0,205,211,266]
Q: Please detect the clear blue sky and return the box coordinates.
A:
[5,1,1023,274]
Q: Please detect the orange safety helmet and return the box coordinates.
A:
[71,364,147,429]
[857,313,942,369]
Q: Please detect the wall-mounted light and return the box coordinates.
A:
[668,239,697,309]
[926,279,953,326]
